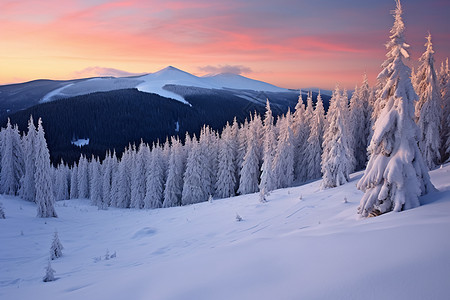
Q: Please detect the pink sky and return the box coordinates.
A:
[0,0,449,89]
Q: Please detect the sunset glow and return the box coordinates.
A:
[1,0,449,89]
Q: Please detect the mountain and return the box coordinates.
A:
[0,66,318,117]
[0,67,331,164]
[1,164,449,299]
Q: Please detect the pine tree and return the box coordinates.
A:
[163,137,186,207]
[292,93,309,182]
[199,126,217,197]
[35,118,57,218]
[54,160,69,201]
[90,157,103,207]
[272,109,295,189]
[144,143,165,208]
[50,231,63,260]
[130,142,148,209]
[116,145,133,208]
[100,152,112,209]
[414,33,442,169]
[216,122,238,198]
[0,202,5,219]
[357,0,435,217]
[321,85,354,188]
[349,85,369,171]
[77,155,89,199]
[43,260,55,282]
[305,93,326,180]
[238,117,261,195]
[182,135,209,204]
[0,120,24,196]
[19,116,37,201]
[259,100,277,193]
[69,164,78,199]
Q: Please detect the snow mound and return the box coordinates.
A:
[1,165,449,299]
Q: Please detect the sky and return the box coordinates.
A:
[0,0,449,89]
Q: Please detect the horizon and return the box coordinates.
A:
[1,0,449,90]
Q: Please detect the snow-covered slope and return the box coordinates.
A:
[1,165,449,300]
[39,66,291,105]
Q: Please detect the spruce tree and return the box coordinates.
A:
[163,137,185,207]
[357,0,435,217]
[54,160,69,201]
[35,118,57,218]
[19,116,37,201]
[115,145,133,208]
[321,85,354,188]
[0,120,24,196]
[130,142,147,209]
[292,93,309,182]
[0,202,5,219]
[77,155,89,199]
[238,117,261,195]
[43,260,55,282]
[272,109,295,189]
[414,33,442,169]
[50,231,63,260]
[259,100,276,193]
[215,122,238,198]
[306,93,326,180]
[90,157,103,207]
[144,143,165,208]
[69,164,78,199]
[182,135,209,204]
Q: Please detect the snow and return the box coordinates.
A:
[71,139,89,147]
[40,66,292,106]
[1,165,450,300]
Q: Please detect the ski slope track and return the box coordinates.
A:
[39,66,290,106]
[1,165,449,300]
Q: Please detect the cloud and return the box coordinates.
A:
[198,64,252,75]
[73,66,146,78]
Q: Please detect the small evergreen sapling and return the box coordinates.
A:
[0,202,5,219]
[43,260,55,282]
[50,231,63,260]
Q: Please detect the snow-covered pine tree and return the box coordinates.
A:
[236,118,249,178]
[272,109,295,189]
[0,202,5,219]
[163,137,185,207]
[305,91,314,127]
[77,155,89,199]
[43,260,55,282]
[35,118,57,218]
[130,142,148,209]
[443,72,450,162]
[259,100,277,193]
[182,135,209,204]
[144,143,165,209]
[292,92,309,183]
[19,116,37,201]
[321,85,354,188]
[357,0,435,217]
[305,92,326,180]
[115,145,133,208]
[199,126,217,197]
[54,160,69,201]
[50,231,63,260]
[215,122,238,198]
[100,151,112,209]
[360,73,373,164]
[89,156,103,207]
[349,84,369,171]
[0,120,24,196]
[238,116,261,195]
[69,164,78,199]
[414,33,441,169]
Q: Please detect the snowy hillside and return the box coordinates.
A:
[1,164,449,300]
[39,66,291,105]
